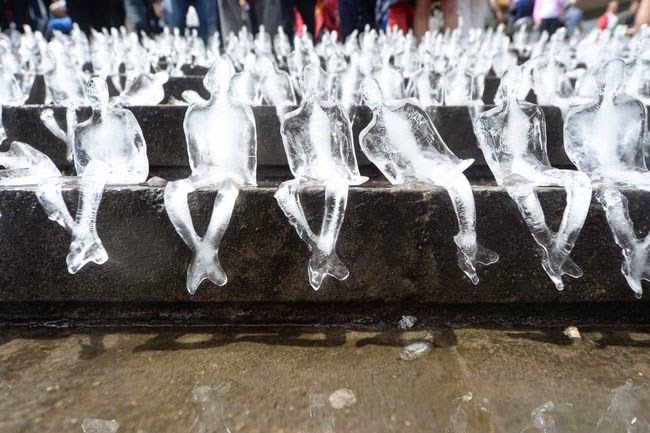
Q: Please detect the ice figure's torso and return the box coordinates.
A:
[184,95,257,186]
[362,102,462,184]
[477,100,550,184]
[74,109,148,183]
[282,99,361,182]
[565,95,647,179]
[413,69,443,106]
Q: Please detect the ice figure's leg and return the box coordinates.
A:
[308,178,351,290]
[66,171,108,273]
[596,186,650,298]
[40,108,68,144]
[186,184,239,293]
[274,179,350,290]
[505,177,570,289]
[36,173,108,274]
[164,180,239,294]
[544,170,592,282]
[433,167,499,284]
[274,179,319,246]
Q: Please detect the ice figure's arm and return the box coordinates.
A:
[40,108,68,143]
[36,176,78,232]
[358,115,406,185]
[241,104,258,182]
[182,90,206,105]
[328,104,361,177]
[531,108,551,166]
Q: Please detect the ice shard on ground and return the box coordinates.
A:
[36,76,148,274]
[475,65,592,291]
[275,64,367,290]
[359,76,498,284]
[164,58,256,294]
[564,58,650,298]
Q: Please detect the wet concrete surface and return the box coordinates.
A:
[1,326,649,433]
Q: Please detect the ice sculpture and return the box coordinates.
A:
[164,58,256,294]
[564,59,649,298]
[0,141,60,185]
[406,51,444,107]
[256,56,296,121]
[112,71,169,106]
[475,65,592,290]
[521,402,575,433]
[595,380,650,433]
[36,76,148,274]
[81,419,119,433]
[359,77,498,284]
[275,64,367,290]
[190,384,233,433]
[230,52,261,105]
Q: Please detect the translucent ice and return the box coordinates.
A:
[164,58,256,294]
[475,65,592,291]
[359,77,498,284]
[112,71,169,106]
[256,55,297,121]
[190,383,233,433]
[0,141,60,185]
[36,76,148,274]
[407,51,444,107]
[595,380,650,433]
[275,64,367,290]
[520,401,576,433]
[81,419,119,433]
[564,59,650,298]
[230,52,261,105]
[400,341,431,360]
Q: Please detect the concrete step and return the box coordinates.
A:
[0,183,648,325]
[2,105,567,180]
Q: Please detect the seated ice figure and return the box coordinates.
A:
[230,52,261,105]
[359,77,499,284]
[112,71,169,106]
[256,55,297,121]
[475,65,592,291]
[564,58,650,298]
[36,76,149,274]
[406,51,444,107]
[0,142,60,186]
[164,58,256,294]
[275,64,367,290]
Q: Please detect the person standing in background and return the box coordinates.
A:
[282,0,316,38]
[625,0,639,27]
[597,0,619,30]
[632,0,649,30]
[563,0,582,35]
[533,0,562,34]
[124,0,152,33]
[163,0,220,42]
[488,0,510,24]
[339,0,375,39]
[253,0,283,36]
[458,0,490,31]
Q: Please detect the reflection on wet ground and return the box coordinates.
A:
[0,326,649,432]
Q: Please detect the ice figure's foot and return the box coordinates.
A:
[307,251,350,291]
[540,240,583,291]
[620,242,650,299]
[66,233,108,274]
[453,233,499,285]
[186,249,228,295]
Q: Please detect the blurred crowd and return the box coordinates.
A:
[1,0,649,42]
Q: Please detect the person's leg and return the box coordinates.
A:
[282,0,296,38]
[338,0,358,39]
[440,0,457,29]
[217,0,243,38]
[296,0,316,35]
[124,0,151,33]
[414,0,431,40]
[164,0,189,31]
[195,0,220,42]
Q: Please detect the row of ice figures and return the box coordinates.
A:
[1,21,649,112]
[0,55,649,297]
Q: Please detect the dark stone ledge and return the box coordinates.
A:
[2,105,567,180]
[0,184,647,325]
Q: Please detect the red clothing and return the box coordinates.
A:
[386,1,414,33]
[315,0,339,36]
[597,12,610,29]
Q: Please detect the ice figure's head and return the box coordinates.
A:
[597,58,625,98]
[86,76,109,110]
[501,65,522,100]
[360,77,384,109]
[299,64,319,98]
[204,57,235,96]
[243,52,256,71]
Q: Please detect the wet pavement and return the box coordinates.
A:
[1,326,649,433]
